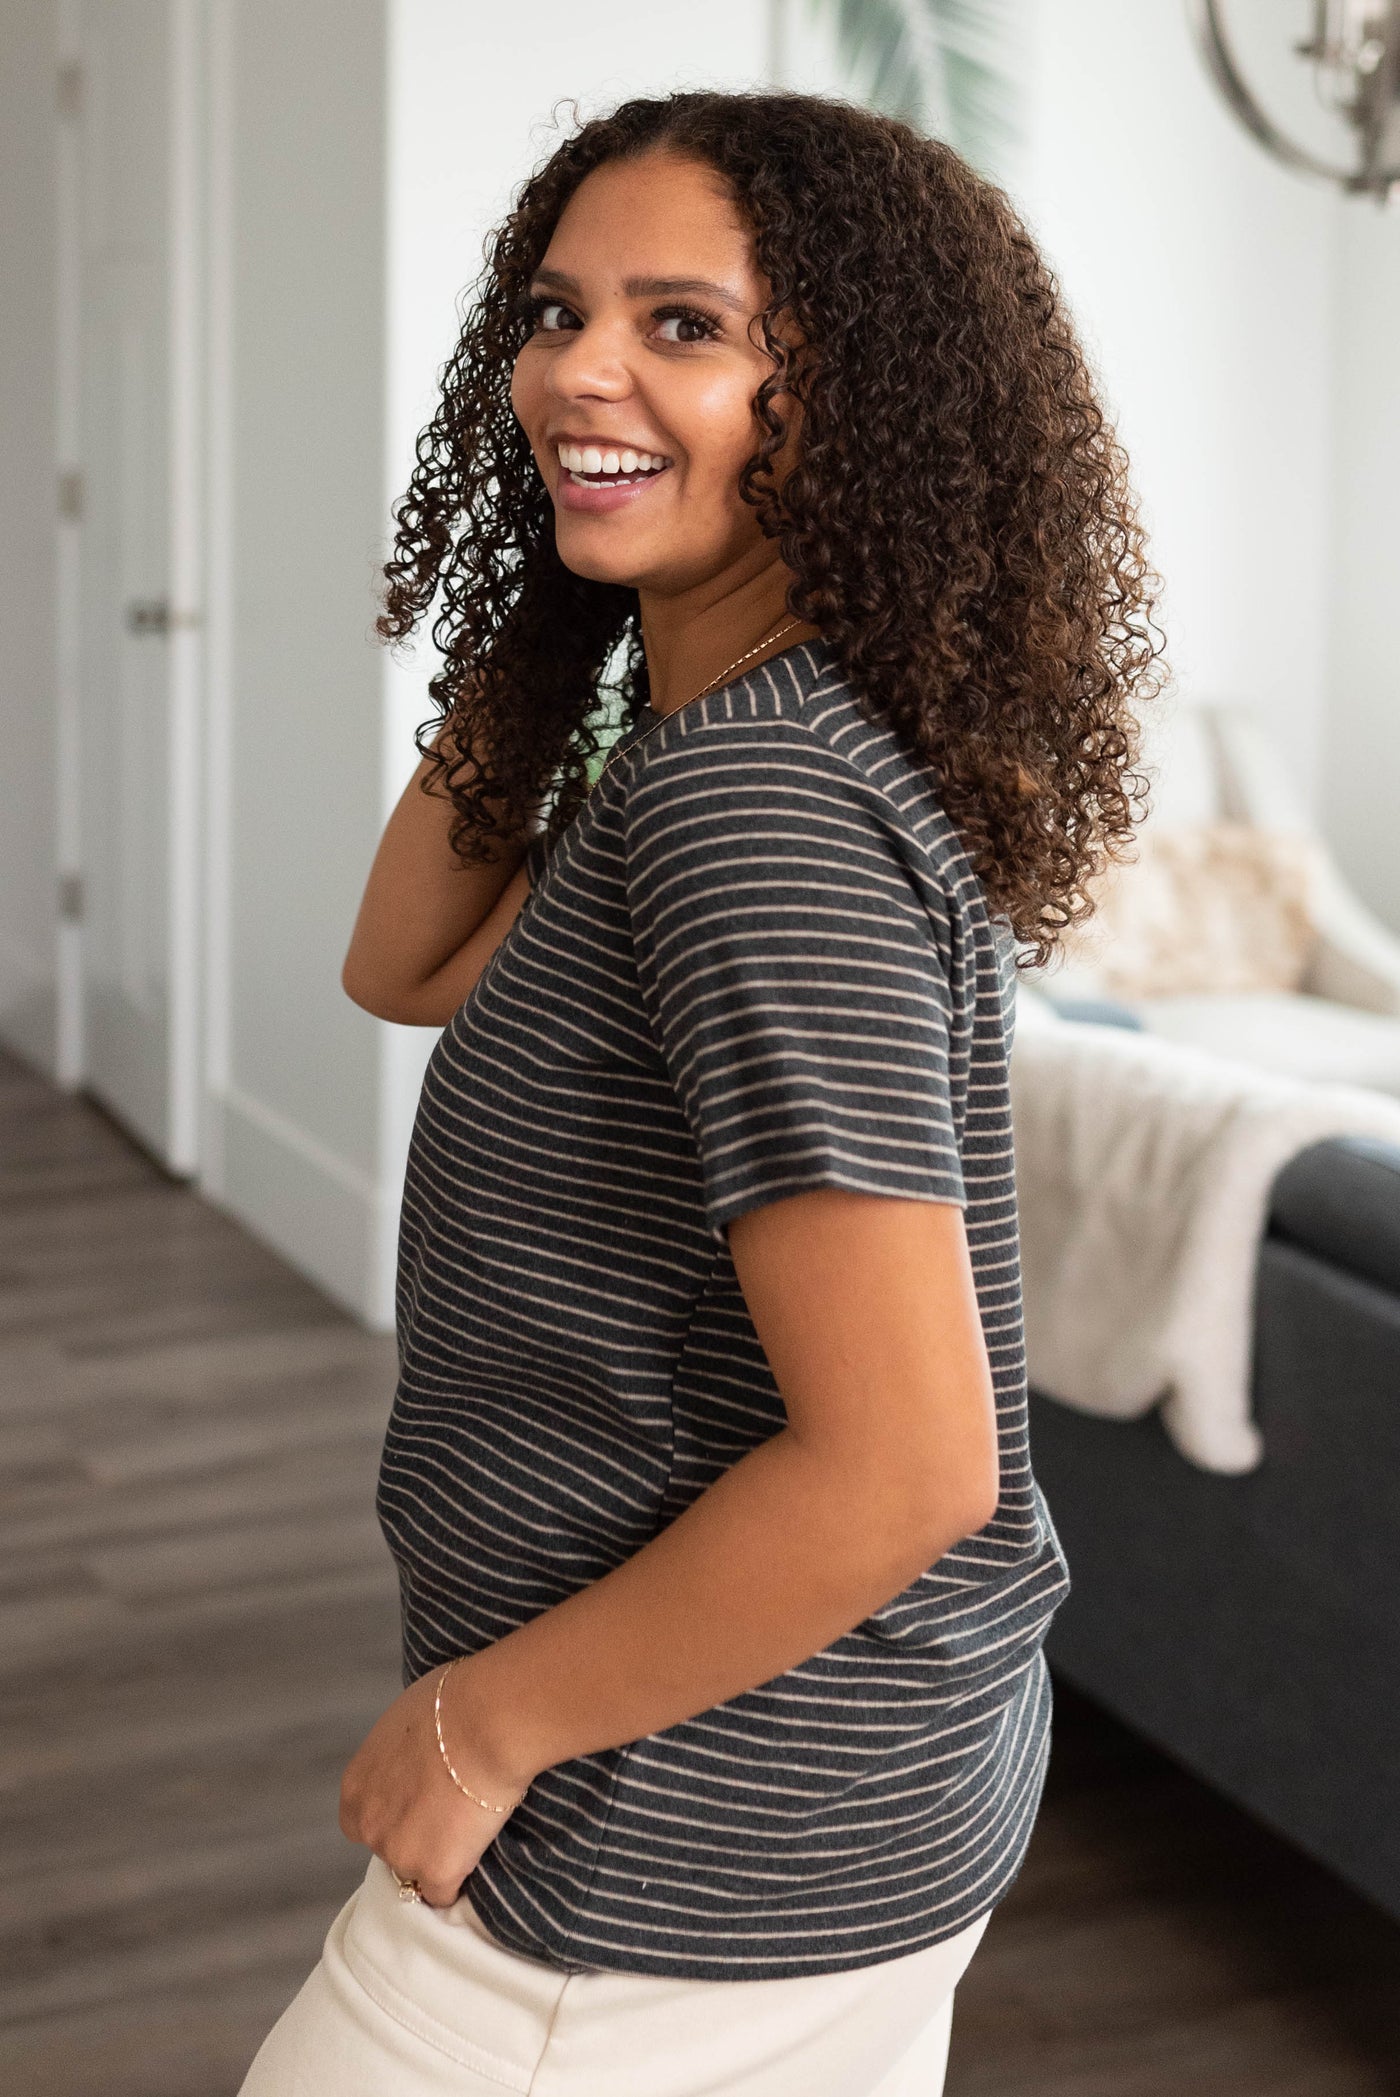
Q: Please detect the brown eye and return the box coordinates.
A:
[653,305,722,345]
[526,296,580,334]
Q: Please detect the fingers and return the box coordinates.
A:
[338,1775,366,1845]
[398,1866,461,1910]
[384,1853,468,1909]
[418,1878,467,1910]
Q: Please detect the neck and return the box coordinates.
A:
[637,557,822,717]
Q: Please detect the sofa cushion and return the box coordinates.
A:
[1267,1135,1400,1298]
[1137,990,1400,1099]
[1057,823,1322,999]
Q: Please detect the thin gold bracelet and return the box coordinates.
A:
[433,1658,524,1815]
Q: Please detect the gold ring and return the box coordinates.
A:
[389,1868,423,1903]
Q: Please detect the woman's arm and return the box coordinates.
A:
[340,1185,1001,1903]
[341,725,539,1027]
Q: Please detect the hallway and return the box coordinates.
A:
[2,1046,1398,2094]
[0,1047,402,2090]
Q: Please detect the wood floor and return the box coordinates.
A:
[2,1045,1397,2096]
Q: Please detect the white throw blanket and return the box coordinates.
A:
[1009,990,1400,1473]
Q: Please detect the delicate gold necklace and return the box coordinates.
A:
[594,616,804,790]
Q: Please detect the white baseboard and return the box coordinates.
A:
[0,929,59,1078]
[208,1084,399,1332]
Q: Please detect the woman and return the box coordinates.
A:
[240,88,1162,2096]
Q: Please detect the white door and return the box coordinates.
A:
[76,0,203,1171]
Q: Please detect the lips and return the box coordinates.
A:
[554,463,670,515]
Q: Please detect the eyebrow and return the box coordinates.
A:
[529,267,746,313]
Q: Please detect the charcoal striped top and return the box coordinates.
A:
[378,635,1070,1981]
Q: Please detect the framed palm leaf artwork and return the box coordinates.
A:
[804,0,1022,170]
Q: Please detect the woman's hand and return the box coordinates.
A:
[338,1664,530,1908]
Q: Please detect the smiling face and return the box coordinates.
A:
[510,151,791,601]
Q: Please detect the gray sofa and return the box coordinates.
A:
[1028,1133,1400,1921]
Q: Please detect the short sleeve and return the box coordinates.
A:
[623,716,966,1245]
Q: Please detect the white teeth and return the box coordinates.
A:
[556,442,669,479]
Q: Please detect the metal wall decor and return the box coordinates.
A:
[1189,0,1400,202]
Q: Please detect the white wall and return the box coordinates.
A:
[210,0,772,1326]
[1013,0,1338,798]
[778,0,1371,880]
[0,0,59,1073]
[1011,0,1400,935]
[1325,203,1400,933]
[204,0,393,1316]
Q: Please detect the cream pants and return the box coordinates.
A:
[238,1855,990,2097]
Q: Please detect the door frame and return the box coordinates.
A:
[55,0,214,1176]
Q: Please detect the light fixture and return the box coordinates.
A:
[1189,0,1400,202]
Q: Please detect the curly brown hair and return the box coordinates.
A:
[378,89,1165,964]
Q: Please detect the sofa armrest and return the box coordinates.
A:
[1268,1135,1400,1299]
[1304,864,1400,1017]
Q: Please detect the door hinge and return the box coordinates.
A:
[58,873,85,924]
[57,62,82,121]
[58,469,82,522]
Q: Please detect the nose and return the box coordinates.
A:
[544,314,634,409]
